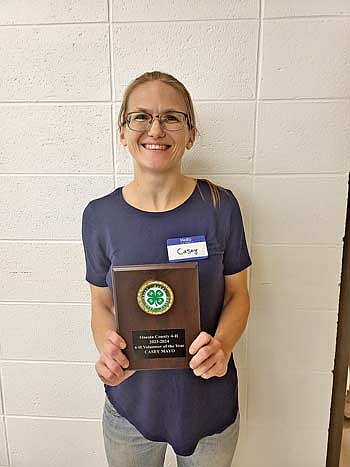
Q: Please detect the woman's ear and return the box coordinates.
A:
[118,124,127,147]
[186,128,195,149]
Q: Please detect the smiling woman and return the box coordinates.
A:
[81,70,252,467]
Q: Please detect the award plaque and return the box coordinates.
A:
[111,262,201,370]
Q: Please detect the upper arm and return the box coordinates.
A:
[223,192,252,276]
[89,284,114,312]
[223,268,250,305]
[82,203,111,287]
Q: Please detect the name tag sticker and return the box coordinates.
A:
[167,235,208,262]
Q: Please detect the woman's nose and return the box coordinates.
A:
[147,118,165,137]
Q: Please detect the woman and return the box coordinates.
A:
[82,71,252,467]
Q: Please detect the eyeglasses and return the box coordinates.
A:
[123,111,189,132]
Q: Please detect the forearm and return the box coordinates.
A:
[214,292,250,357]
[91,305,116,354]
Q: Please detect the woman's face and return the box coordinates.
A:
[119,80,195,174]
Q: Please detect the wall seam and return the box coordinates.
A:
[1,15,349,27]
[0,301,90,304]
[1,360,95,365]
[0,367,11,466]
[0,19,258,27]
[5,415,103,421]
[246,0,264,429]
[107,0,117,189]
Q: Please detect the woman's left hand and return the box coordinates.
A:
[188,331,231,379]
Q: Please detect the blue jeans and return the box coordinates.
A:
[102,395,240,467]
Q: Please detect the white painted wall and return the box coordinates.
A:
[0,1,349,466]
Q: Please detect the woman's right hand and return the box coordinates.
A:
[95,329,136,386]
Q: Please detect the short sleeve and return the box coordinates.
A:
[81,202,110,287]
[223,192,252,275]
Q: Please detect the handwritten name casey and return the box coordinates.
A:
[176,247,198,256]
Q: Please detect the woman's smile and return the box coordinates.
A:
[141,143,172,152]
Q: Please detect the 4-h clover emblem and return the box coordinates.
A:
[137,280,174,315]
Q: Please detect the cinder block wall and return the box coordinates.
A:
[0,1,349,466]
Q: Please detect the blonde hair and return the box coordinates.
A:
[117,70,225,207]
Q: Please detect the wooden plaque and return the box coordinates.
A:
[111,262,201,370]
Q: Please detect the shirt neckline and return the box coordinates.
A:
[117,179,201,216]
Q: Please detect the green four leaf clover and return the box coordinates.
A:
[146,289,165,306]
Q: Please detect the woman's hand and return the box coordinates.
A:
[95,330,135,386]
[188,331,231,379]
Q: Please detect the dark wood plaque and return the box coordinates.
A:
[111,262,201,370]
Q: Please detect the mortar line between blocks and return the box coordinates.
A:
[1,16,350,27]
[5,415,102,421]
[0,301,89,304]
[263,15,350,21]
[0,173,114,176]
[1,359,94,365]
[0,367,11,466]
[246,0,264,430]
[0,239,82,243]
[108,0,118,188]
[0,19,259,28]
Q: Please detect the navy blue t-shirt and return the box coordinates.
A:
[81,179,252,456]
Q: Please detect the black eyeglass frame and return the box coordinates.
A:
[122,111,192,132]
